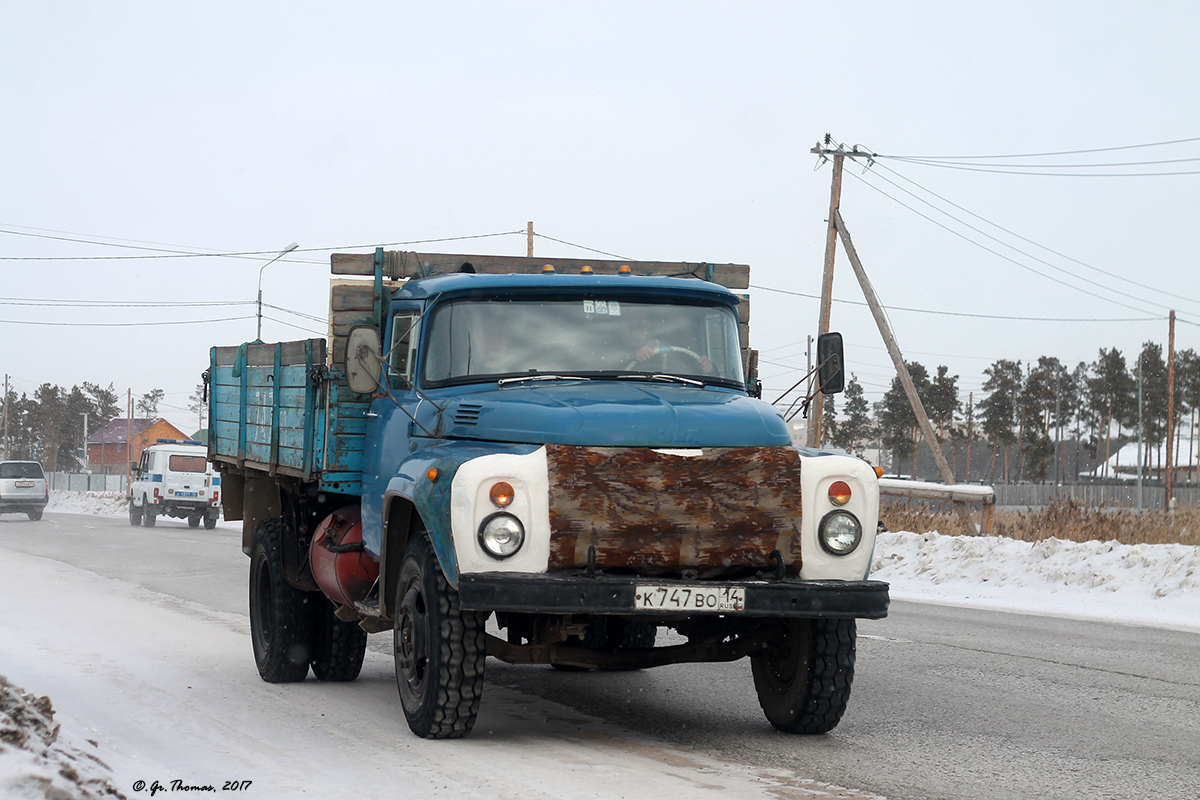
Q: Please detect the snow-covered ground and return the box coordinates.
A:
[3,492,1198,798]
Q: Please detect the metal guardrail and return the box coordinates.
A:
[878,478,996,534]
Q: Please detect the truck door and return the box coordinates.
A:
[360,303,424,554]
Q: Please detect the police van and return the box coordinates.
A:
[129,439,221,528]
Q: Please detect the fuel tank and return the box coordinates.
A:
[309,505,379,607]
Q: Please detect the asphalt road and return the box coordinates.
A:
[4,511,1198,800]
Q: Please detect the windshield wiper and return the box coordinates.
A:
[496,374,592,387]
[612,373,706,388]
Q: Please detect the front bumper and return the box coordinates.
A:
[458,572,889,619]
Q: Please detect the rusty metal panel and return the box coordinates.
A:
[546,446,804,577]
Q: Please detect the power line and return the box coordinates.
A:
[0,315,254,328]
[868,136,1200,160]
[851,168,1190,312]
[0,298,250,308]
[531,233,632,260]
[840,170,1165,315]
[871,162,1200,308]
[0,225,525,261]
[261,315,326,336]
[748,283,1161,323]
[873,161,1200,178]
[885,155,1200,169]
[262,302,327,324]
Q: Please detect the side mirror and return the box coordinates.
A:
[816,332,845,395]
[345,325,383,394]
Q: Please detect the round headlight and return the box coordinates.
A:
[818,510,862,556]
[478,513,525,559]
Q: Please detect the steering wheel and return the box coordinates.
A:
[626,346,704,370]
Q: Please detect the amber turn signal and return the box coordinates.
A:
[489,481,515,507]
[426,467,439,482]
[828,480,852,505]
[873,466,884,479]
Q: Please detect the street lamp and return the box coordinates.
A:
[256,242,299,341]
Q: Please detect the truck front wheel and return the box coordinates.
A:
[129,502,143,526]
[249,518,312,682]
[142,497,156,528]
[310,597,367,682]
[203,512,218,530]
[393,533,486,739]
[750,618,856,734]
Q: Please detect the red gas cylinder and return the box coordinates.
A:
[309,505,380,607]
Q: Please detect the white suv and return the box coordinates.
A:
[0,461,49,521]
[129,440,221,529]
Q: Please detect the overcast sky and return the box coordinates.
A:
[2,1,1198,435]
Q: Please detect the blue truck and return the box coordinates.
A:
[208,249,888,739]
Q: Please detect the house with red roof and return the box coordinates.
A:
[86,417,190,473]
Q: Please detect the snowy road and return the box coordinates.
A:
[2,510,1199,799]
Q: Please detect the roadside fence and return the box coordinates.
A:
[47,472,126,493]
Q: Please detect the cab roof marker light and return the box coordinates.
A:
[580,265,594,274]
[618,265,632,275]
[542,264,556,274]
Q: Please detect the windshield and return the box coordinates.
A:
[168,455,208,473]
[0,462,44,479]
[421,296,745,387]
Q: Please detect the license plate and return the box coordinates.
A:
[176,491,197,497]
[14,480,34,488]
[633,585,745,613]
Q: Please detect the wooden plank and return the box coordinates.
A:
[330,279,404,312]
[331,251,750,290]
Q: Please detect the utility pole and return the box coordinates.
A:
[835,210,958,488]
[126,389,133,493]
[1166,310,1176,510]
[2,373,7,460]
[1055,372,1062,485]
[965,391,974,482]
[527,221,534,258]
[807,141,844,447]
[1136,360,1143,511]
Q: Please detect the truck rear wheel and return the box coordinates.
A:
[249,518,312,682]
[142,498,156,528]
[310,597,367,682]
[188,515,201,528]
[129,503,143,526]
[751,618,856,734]
[393,533,486,739]
[203,513,218,530]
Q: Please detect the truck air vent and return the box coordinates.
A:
[454,403,484,426]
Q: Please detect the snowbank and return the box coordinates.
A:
[872,530,1200,632]
[47,491,130,518]
[0,676,124,800]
